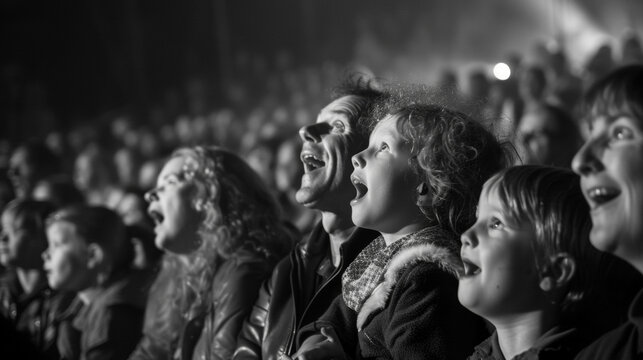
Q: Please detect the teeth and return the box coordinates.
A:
[302,154,325,171]
[587,187,619,204]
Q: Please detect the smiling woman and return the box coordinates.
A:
[131,146,294,360]
[572,64,643,360]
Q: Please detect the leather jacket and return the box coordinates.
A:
[234,222,378,360]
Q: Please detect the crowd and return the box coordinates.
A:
[1,32,643,360]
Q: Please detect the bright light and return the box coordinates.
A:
[493,62,511,80]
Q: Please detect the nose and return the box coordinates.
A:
[460,227,478,248]
[572,140,603,176]
[351,150,366,169]
[144,188,159,203]
[299,123,329,143]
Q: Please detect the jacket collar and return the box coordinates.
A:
[356,228,460,330]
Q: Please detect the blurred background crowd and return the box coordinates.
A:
[1,0,643,237]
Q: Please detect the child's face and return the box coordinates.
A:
[458,183,545,320]
[0,212,45,269]
[145,155,202,254]
[43,221,92,291]
[350,115,423,233]
[572,111,643,263]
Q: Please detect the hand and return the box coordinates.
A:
[291,327,347,360]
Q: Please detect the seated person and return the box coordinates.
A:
[0,199,74,360]
[459,165,633,359]
[43,205,147,360]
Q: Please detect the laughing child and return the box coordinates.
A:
[458,165,620,359]
[43,205,148,360]
[295,100,508,359]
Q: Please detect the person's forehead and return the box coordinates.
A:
[317,95,362,123]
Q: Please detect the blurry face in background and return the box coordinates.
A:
[517,111,559,166]
[43,221,92,291]
[73,154,95,191]
[0,212,46,269]
[145,156,202,254]
[296,96,367,211]
[274,140,302,193]
[7,148,36,199]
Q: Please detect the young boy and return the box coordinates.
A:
[458,165,623,359]
[0,199,73,360]
[295,100,507,359]
[43,205,147,360]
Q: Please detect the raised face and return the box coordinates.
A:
[144,156,203,254]
[296,96,368,212]
[0,212,45,269]
[572,112,643,265]
[458,183,545,320]
[350,115,423,234]
[43,221,92,291]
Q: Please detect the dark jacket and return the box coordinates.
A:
[234,222,378,360]
[469,327,582,360]
[298,241,488,360]
[574,289,643,360]
[65,270,149,360]
[0,269,75,360]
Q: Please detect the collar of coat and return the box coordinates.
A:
[356,240,463,330]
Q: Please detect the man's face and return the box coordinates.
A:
[296,96,367,213]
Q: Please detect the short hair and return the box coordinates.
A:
[376,100,509,235]
[583,64,643,125]
[46,205,133,278]
[484,165,601,320]
[2,199,56,242]
[330,72,386,141]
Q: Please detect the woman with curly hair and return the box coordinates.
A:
[129,146,294,360]
[295,89,509,359]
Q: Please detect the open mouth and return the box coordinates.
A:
[301,153,325,172]
[351,175,368,201]
[461,259,481,277]
[148,209,164,226]
[586,186,620,207]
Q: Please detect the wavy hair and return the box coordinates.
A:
[164,146,292,319]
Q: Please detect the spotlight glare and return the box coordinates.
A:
[493,62,511,80]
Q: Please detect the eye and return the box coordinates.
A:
[378,142,389,152]
[488,217,503,230]
[332,120,346,133]
[610,126,633,142]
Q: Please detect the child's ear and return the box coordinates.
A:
[416,182,431,205]
[539,253,576,292]
[86,243,105,270]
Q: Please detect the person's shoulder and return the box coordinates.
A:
[574,322,639,360]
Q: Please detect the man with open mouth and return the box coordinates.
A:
[234,75,384,360]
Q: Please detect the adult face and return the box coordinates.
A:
[144,156,203,254]
[296,96,367,212]
[517,111,560,166]
[572,113,643,268]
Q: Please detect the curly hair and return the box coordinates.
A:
[165,146,293,319]
[372,97,508,236]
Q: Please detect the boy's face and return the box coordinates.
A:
[350,115,423,234]
[43,221,92,291]
[0,212,45,269]
[296,96,366,212]
[145,155,202,254]
[572,112,643,265]
[458,183,545,320]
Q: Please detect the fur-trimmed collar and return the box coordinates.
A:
[356,242,463,330]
